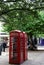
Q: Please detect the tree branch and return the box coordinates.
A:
[0,8,34,15]
[0,6,44,16]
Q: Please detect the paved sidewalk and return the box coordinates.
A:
[0,50,44,65]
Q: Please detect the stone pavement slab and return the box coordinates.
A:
[0,51,44,65]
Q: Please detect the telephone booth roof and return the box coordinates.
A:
[10,30,27,38]
[10,30,22,37]
[10,30,21,33]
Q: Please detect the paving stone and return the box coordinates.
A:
[0,51,44,65]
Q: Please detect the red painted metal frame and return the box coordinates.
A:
[23,32,28,61]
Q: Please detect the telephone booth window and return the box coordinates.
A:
[10,36,18,60]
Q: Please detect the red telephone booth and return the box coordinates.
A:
[9,30,28,64]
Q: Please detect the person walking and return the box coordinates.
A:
[0,43,2,55]
[2,40,6,52]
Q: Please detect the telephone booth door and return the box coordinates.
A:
[9,32,19,64]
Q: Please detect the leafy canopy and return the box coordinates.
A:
[0,0,44,34]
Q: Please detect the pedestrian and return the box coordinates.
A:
[2,41,6,52]
[0,43,2,55]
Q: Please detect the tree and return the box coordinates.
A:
[0,0,44,35]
